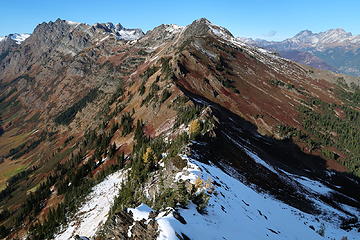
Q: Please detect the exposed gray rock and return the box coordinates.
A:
[100,210,159,240]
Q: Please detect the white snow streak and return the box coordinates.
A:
[54,169,127,239]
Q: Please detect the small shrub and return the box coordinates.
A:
[321,149,336,160]
[160,57,172,78]
[64,136,74,146]
[316,223,325,237]
[171,155,187,169]
[120,113,133,136]
[189,119,202,138]
[160,89,172,103]
[139,82,146,95]
[143,147,157,164]
[269,79,285,87]
[142,66,159,81]
[194,176,204,189]
[191,191,209,214]
[275,125,297,139]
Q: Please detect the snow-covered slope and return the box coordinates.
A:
[0,33,31,44]
[54,149,359,240]
[54,169,127,239]
[127,154,359,240]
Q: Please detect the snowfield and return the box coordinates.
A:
[115,29,143,41]
[130,156,360,240]
[0,33,30,44]
[53,151,359,240]
[54,169,127,240]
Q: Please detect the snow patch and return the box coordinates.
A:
[11,33,30,44]
[293,175,333,195]
[115,29,143,41]
[66,20,80,25]
[0,33,30,44]
[54,169,128,239]
[128,203,153,221]
[129,155,359,240]
[165,24,184,33]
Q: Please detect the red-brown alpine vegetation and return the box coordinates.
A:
[0,18,359,240]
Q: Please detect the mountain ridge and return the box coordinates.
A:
[0,18,359,240]
[240,28,360,76]
[243,28,360,49]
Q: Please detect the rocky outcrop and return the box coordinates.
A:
[93,22,144,40]
[0,37,18,58]
[100,210,159,240]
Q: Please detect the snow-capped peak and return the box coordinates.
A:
[285,28,355,48]
[65,20,80,26]
[165,24,184,33]
[208,23,233,39]
[318,28,352,43]
[189,18,234,40]
[93,22,144,41]
[116,28,144,41]
[0,33,30,44]
[294,30,313,37]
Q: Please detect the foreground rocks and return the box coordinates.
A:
[99,210,159,240]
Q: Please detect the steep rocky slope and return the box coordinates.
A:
[0,18,359,240]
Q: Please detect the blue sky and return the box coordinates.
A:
[1,0,359,40]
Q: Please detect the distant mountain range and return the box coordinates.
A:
[240,28,360,76]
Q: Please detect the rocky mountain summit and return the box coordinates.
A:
[0,18,359,240]
[93,22,144,40]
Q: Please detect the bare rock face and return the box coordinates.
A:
[0,37,18,58]
[0,18,147,132]
[100,211,134,239]
[0,19,144,82]
[0,19,81,80]
[131,218,158,240]
[100,210,159,240]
